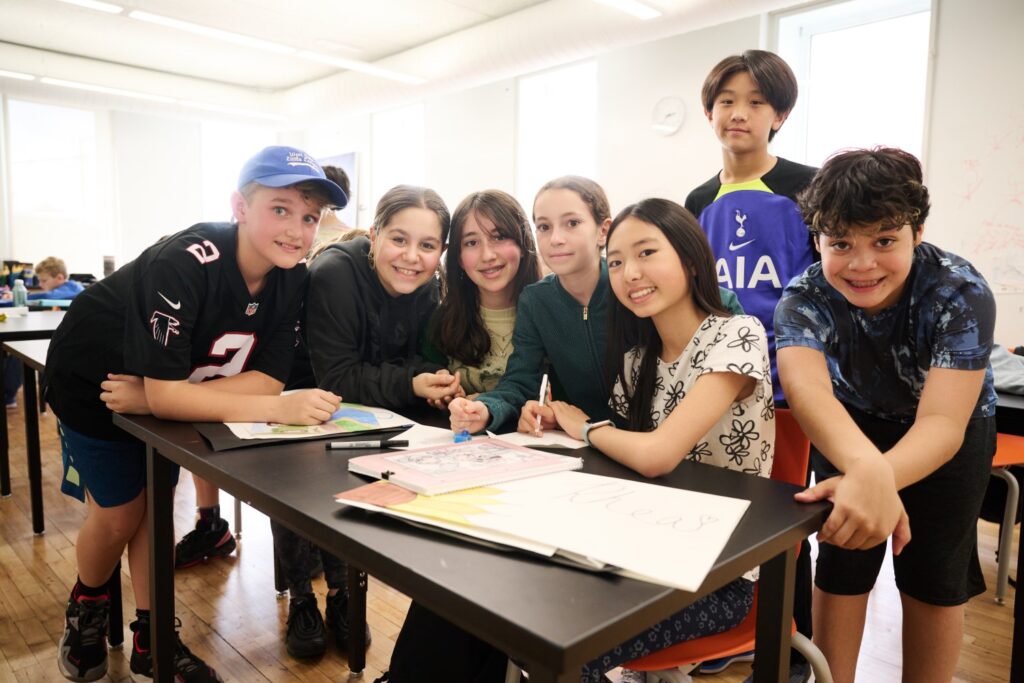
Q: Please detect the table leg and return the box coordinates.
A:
[23,363,44,533]
[147,446,176,681]
[1,349,10,497]
[1013,522,1024,683]
[753,547,796,683]
[346,566,368,677]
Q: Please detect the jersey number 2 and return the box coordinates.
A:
[189,333,256,383]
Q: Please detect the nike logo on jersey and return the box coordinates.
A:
[157,292,181,310]
[728,239,756,251]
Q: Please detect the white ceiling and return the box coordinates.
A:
[0,0,807,122]
[0,0,546,90]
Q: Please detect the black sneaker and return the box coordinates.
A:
[286,594,327,658]
[325,591,372,653]
[175,517,236,568]
[57,593,109,682]
[129,618,223,682]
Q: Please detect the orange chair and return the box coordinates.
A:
[623,409,833,683]
[991,432,1024,604]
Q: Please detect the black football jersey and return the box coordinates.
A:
[45,222,307,440]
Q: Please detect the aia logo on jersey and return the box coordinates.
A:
[186,240,221,264]
[245,302,259,316]
[150,311,181,346]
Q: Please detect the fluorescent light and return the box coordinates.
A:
[40,77,176,103]
[177,100,285,121]
[592,0,661,20]
[128,10,296,55]
[296,51,426,85]
[55,0,124,14]
[0,69,35,81]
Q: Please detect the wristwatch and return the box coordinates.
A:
[581,419,614,447]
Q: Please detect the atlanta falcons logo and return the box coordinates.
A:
[150,311,181,346]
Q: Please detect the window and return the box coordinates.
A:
[516,61,598,216]
[7,99,105,275]
[200,121,275,221]
[772,0,932,166]
[371,103,425,211]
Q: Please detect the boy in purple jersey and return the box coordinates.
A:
[45,146,345,682]
[684,49,815,682]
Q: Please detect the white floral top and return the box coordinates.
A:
[610,314,775,478]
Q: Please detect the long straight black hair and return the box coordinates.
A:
[433,190,540,365]
[605,198,730,431]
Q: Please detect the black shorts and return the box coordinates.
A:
[812,405,995,606]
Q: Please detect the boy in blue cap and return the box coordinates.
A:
[776,147,996,683]
[45,145,346,682]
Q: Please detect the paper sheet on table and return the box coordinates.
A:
[389,423,456,449]
[487,429,585,450]
[225,402,413,440]
[337,470,750,591]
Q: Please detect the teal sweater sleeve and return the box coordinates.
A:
[476,288,547,431]
[719,287,745,315]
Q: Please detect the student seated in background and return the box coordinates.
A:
[44,145,345,683]
[423,189,542,395]
[4,256,86,409]
[775,147,997,683]
[270,185,457,660]
[683,48,817,683]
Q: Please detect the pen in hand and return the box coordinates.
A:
[535,373,549,435]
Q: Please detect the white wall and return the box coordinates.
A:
[924,0,1024,343]
[595,17,758,213]
[110,111,203,267]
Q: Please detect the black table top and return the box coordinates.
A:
[114,411,829,672]
[0,310,64,340]
[2,339,49,371]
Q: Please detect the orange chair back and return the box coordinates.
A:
[994,432,1024,468]
[772,408,811,488]
[626,408,811,672]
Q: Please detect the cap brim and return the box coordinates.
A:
[255,173,349,209]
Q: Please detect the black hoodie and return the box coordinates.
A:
[304,236,442,409]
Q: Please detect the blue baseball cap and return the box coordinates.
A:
[238,145,348,209]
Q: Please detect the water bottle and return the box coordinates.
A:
[12,278,27,307]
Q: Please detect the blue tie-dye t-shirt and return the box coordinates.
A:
[774,242,996,422]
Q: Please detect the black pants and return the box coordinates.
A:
[270,520,347,596]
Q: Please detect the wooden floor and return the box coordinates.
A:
[0,400,1015,682]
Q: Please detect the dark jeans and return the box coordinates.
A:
[270,520,347,596]
[4,356,21,404]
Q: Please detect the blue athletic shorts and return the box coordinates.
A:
[59,421,180,508]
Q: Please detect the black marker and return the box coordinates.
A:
[326,439,409,450]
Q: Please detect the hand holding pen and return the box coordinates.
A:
[518,373,555,436]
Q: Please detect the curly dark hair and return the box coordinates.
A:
[798,147,931,238]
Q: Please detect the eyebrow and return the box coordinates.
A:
[607,236,657,255]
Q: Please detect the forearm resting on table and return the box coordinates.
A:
[144,376,285,423]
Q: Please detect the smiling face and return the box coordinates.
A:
[607,217,695,324]
[818,221,923,315]
[533,188,608,279]
[370,207,444,297]
[233,185,324,278]
[706,71,787,156]
[458,210,523,309]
